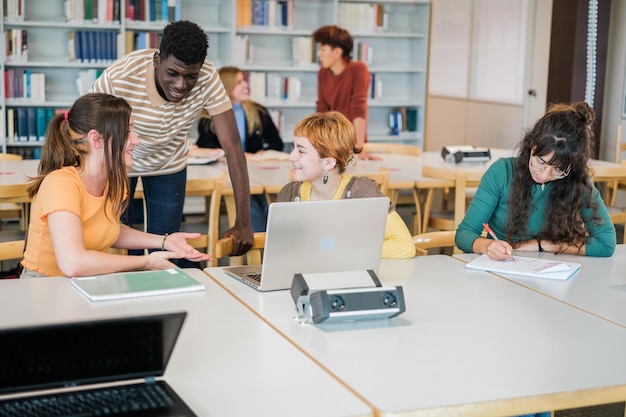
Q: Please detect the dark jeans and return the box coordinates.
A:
[251,193,269,232]
[124,169,199,269]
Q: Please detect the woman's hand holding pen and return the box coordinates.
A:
[486,240,513,261]
[481,223,513,261]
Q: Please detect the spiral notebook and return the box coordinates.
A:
[71,268,206,302]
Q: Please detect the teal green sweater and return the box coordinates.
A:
[455,158,616,257]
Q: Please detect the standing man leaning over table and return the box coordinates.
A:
[89,20,253,259]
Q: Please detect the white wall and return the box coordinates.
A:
[425,0,549,152]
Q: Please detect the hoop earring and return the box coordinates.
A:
[323,171,329,185]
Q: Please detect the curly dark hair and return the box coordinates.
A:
[159,20,208,65]
[312,25,353,60]
[507,101,601,251]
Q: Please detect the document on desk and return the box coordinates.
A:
[247,150,290,162]
[466,254,581,280]
[187,150,225,165]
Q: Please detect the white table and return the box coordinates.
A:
[454,245,626,329]
[205,256,626,417]
[0,269,373,417]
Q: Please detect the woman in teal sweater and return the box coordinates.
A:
[456,102,616,260]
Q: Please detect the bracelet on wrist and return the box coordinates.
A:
[537,238,545,252]
[161,233,169,251]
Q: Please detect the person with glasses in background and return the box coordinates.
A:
[455,101,616,260]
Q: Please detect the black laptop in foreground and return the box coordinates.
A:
[0,311,197,417]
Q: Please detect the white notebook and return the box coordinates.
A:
[465,254,581,280]
[71,268,206,302]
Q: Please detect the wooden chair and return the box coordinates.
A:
[594,162,626,244]
[179,172,227,267]
[0,153,23,161]
[0,239,25,273]
[214,232,266,266]
[360,167,390,197]
[413,230,457,256]
[363,143,421,156]
[0,183,30,232]
[0,153,26,231]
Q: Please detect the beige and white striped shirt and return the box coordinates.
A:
[89,49,231,176]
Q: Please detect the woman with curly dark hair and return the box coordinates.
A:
[455,101,616,260]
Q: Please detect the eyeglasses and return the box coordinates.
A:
[529,155,570,179]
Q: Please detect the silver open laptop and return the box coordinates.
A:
[222,197,390,291]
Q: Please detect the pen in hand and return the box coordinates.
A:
[482,223,499,241]
[482,223,513,260]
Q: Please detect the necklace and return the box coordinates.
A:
[541,183,545,191]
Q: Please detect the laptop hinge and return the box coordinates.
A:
[145,376,157,384]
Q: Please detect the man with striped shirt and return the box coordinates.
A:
[90,20,253,259]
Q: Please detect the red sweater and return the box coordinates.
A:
[316,61,369,124]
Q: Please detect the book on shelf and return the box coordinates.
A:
[35,107,48,141]
[70,31,118,64]
[237,0,294,28]
[71,268,206,302]
[6,108,15,144]
[5,29,28,63]
[15,108,28,142]
[26,107,37,141]
[369,73,383,100]
[465,254,581,281]
[247,71,266,102]
[285,76,301,103]
[338,2,388,33]
[266,73,282,101]
[292,36,315,67]
[8,106,56,144]
[354,40,373,65]
[3,0,24,22]
[233,35,250,66]
[77,69,99,96]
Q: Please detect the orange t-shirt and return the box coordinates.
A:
[22,167,121,277]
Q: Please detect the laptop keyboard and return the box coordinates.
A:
[245,273,262,283]
[0,383,174,417]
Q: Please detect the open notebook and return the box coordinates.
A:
[223,197,389,291]
[0,312,197,416]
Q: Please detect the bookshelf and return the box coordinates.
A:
[1,0,429,156]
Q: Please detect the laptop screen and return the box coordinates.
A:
[0,311,187,395]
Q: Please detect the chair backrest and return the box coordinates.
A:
[413,230,456,256]
[0,183,31,231]
[0,240,25,261]
[0,153,23,161]
[214,232,266,266]
[359,167,390,197]
[182,172,227,267]
[363,143,421,156]
[0,183,30,202]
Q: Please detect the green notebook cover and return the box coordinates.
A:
[71,268,205,302]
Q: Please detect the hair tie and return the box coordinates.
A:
[64,111,69,122]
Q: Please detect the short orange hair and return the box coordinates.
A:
[293,111,360,173]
